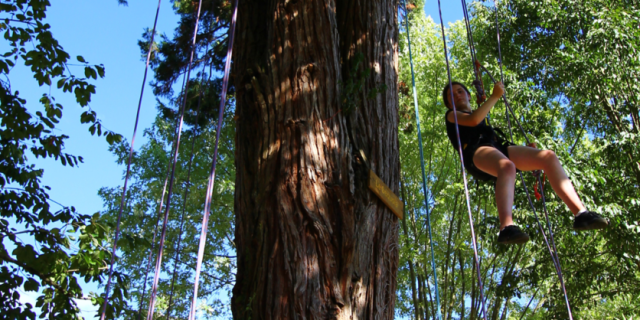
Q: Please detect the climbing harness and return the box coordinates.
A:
[100,1,163,319]
[401,1,442,318]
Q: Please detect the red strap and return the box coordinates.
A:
[534,172,546,200]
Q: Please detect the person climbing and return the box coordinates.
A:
[443,81,608,244]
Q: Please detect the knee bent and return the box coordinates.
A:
[497,159,516,176]
[540,150,559,166]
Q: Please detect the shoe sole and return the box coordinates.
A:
[498,235,530,245]
[574,219,609,231]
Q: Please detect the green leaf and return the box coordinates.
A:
[24,278,39,292]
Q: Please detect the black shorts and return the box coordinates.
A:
[462,140,514,182]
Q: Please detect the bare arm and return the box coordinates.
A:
[447,82,505,126]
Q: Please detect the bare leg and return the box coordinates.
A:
[506,145,586,215]
[473,146,517,229]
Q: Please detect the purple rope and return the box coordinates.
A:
[480,52,567,303]
[537,178,573,314]
[187,0,238,318]
[436,0,488,319]
[461,0,478,71]
[145,0,205,318]
[139,71,190,318]
[165,63,210,318]
[492,1,573,317]
[137,166,171,317]
[141,67,191,319]
[100,1,162,319]
[461,0,488,108]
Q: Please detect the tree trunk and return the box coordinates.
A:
[231,0,400,319]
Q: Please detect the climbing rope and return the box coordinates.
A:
[138,72,188,318]
[165,61,211,318]
[137,142,173,317]
[401,2,442,319]
[145,0,205,318]
[491,1,573,317]
[100,1,163,319]
[460,0,487,106]
[187,0,238,319]
[435,0,489,319]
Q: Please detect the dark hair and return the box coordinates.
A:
[442,81,471,108]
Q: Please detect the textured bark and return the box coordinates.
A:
[231,0,400,319]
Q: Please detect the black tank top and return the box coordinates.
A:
[445,110,493,150]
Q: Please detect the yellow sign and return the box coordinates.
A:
[368,170,404,219]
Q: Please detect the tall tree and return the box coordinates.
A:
[0,1,126,319]
[98,0,239,318]
[231,0,401,318]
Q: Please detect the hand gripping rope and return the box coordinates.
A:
[100,1,163,319]
[460,0,487,106]
[435,0,490,319]
[401,1,443,319]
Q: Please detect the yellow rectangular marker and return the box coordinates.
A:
[368,170,403,219]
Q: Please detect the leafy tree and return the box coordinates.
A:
[93,0,639,319]
[393,0,640,319]
[97,0,238,318]
[98,82,237,319]
[0,0,126,319]
[472,0,640,317]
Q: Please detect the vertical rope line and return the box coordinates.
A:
[461,0,477,74]
[140,71,190,318]
[137,159,172,317]
[188,0,238,318]
[146,0,205,318]
[142,66,190,319]
[435,0,488,319]
[100,1,162,319]
[165,62,210,318]
[401,2,442,319]
[537,179,573,318]
[503,97,561,277]
[479,64,564,280]
[492,1,573,317]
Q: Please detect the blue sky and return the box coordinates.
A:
[20,0,180,216]
[11,0,180,317]
[9,0,462,318]
[23,1,462,221]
